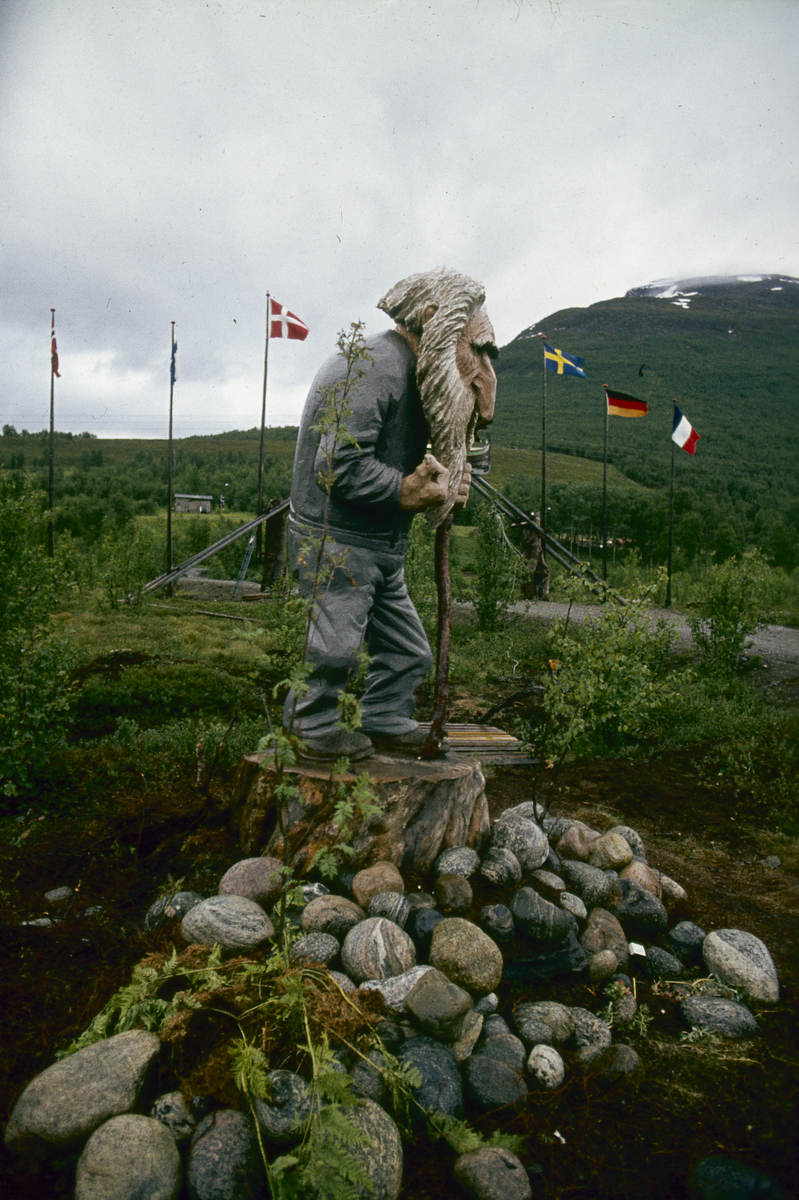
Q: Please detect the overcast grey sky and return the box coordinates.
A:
[1,0,797,438]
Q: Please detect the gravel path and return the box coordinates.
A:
[507,598,799,675]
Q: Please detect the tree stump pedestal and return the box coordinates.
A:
[230,749,490,878]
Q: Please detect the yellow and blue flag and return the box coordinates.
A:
[544,342,587,378]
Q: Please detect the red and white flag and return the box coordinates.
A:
[672,404,701,455]
[269,298,309,341]
[51,325,60,377]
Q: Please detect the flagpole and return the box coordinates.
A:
[540,333,547,534]
[256,291,271,563]
[166,321,175,595]
[599,384,607,580]
[46,309,56,556]
[666,400,676,608]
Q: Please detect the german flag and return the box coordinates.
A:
[604,387,648,418]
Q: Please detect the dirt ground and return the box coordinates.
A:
[1,748,797,1199]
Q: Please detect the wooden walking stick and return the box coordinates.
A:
[420,512,453,759]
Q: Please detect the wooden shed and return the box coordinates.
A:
[174,493,213,513]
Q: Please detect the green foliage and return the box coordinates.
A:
[102,714,266,787]
[404,514,437,625]
[0,478,76,799]
[686,553,780,676]
[57,945,225,1058]
[471,501,519,631]
[532,576,677,764]
[492,281,799,535]
[98,523,163,608]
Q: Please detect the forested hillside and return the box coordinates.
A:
[2,275,797,571]
[491,275,799,556]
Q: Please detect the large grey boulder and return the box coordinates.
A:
[680,996,760,1039]
[352,862,405,907]
[181,895,274,952]
[75,1114,181,1200]
[217,856,284,907]
[311,1099,403,1200]
[454,1145,533,1200]
[404,968,474,1041]
[479,846,522,887]
[510,887,576,944]
[702,929,780,1003]
[687,1155,785,1200]
[187,1109,265,1200]
[5,1030,160,1152]
[463,1054,528,1110]
[434,846,481,878]
[301,895,366,938]
[527,1044,565,1090]
[145,891,204,932]
[558,860,615,908]
[606,879,668,940]
[579,907,629,971]
[358,965,433,1013]
[514,1000,574,1046]
[586,831,634,871]
[397,1036,463,1119]
[490,813,549,872]
[151,1091,196,1143]
[255,1070,318,1143]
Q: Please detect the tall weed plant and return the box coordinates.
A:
[471,500,519,630]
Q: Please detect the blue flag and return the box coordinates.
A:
[170,337,177,385]
[544,342,587,378]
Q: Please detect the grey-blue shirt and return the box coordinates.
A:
[288,330,429,551]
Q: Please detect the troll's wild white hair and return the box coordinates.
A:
[378,267,486,527]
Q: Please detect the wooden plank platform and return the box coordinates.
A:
[419,723,537,766]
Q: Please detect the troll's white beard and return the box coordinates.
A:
[418,351,478,529]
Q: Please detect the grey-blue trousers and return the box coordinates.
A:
[283,531,432,739]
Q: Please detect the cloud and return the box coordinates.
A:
[1,0,797,436]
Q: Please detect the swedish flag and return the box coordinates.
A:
[544,342,587,378]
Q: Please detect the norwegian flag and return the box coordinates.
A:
[51,324,60,377]
[269,298,309,341]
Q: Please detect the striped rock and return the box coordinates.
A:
[341,917,416,983]
[181,895,274,952]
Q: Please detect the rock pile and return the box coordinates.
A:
[5,803,783,1200]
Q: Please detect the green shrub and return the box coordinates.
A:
[686,553,781,675]
[663,675,799,832]
[533,577,677,763]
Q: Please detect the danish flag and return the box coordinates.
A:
[269,298,309,341]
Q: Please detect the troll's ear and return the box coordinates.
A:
[420,302,439,327]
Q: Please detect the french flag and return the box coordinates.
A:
[672,404,701,455]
